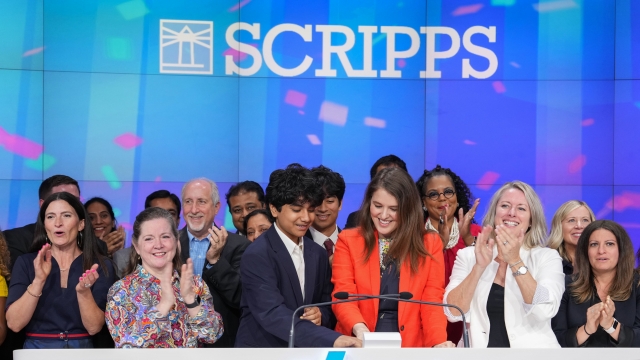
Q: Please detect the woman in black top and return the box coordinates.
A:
[552,220,640,347]
[547,200,595,275]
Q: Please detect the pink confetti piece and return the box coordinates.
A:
[476,171,500,191]
[120,222,134,230]
[229,0,251,12]
[318,101,349,126]
[618,222,640,229]
[463,140,477,145]
[581,118,595,126]
[0,127,43,160]
[284,90,308,108]
[397,59,406,68]
[23,46,45,57]
[307,134,321,145]
[298,110,305,115]
[364,117,387,129]
[568,154,586,174]
[510,61,520,68]
[602,192,640,214]
[492,81,506,94]
[452,3,484,16]
[533,0,578,12]
[222,43,258,62]
[114,132,143,150]
[155,176,162,182]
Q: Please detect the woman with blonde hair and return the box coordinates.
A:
[547,200,595,275]
[445,181,564,347]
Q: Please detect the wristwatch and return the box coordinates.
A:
[512,265,528,277]
[185,295,201,309]
[604,318,619,334]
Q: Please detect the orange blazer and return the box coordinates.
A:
[331,228,447,347]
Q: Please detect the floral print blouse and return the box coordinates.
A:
[105,265,224,348]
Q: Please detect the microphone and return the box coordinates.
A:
[334,292,470,348]
[288,293,404,348]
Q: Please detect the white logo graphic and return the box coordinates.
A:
[160,20,213,74]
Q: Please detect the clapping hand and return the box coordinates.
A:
[495,225,525,265]
[458,198,480,242]
[180,258,197,306]
[599,296,616,330]
[474,226,495,269]
[33,244,52,283]
[206,225,228,264]
[585,302,604,335]
[76,264,99,293]
[103,226,126,255]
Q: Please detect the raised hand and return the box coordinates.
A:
[33,244,53,283]
[205,225,228,264]
[585,302,604,335]
[474,225,495,269]
[301,306,321,326]
[458,198,480,242]
[76,264,100,293]
[102,226,125,255]
[437,207,451,247]
[599,296,617,329]
[495,225,524,265]
[434,340,456,348]
[180,258,197,305]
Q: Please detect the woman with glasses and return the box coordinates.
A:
[547,200,596,275]
[415,165,480,343]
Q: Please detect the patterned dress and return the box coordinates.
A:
[105,265,224,348]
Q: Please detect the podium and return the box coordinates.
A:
[13,348,640,360]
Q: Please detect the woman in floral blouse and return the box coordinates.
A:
[105,207,223,347]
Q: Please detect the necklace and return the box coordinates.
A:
[60,268,69,271]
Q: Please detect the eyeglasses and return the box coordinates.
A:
[424,188,456,201]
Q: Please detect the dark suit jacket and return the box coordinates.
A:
[344,211,358,229]
[179,227,250,348]
[3,222,36,271]
[552,274,640,347]
[235,226,340,347]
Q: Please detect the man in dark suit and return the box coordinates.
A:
[3,175,81,270]
[225,181,265,236]
[344,155,408,229]
[305,166,345,265]
[179,178,250,348]
[235,164,360,348]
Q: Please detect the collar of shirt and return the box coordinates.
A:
[308,225,338,247]
[274,223,303,256]
[187,227,209,242]
[135,264,180,287]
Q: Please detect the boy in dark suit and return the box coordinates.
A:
[235,164,360,348]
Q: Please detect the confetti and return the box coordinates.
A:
[452,4,484,16]
[23,47,44,57]
[24,153,57,171]
[533,0,578,13]
[476,171,500,190]
[318,101,349,126]
[634,101,640,109]
[223,47,248,62]
[364,117,386,129]
[0,128,43,160]
[492,81,506,94]
[463,140,477,145]
[155,176,162,182]
[114,133,143,150]
[116,0,149,20]
[101,165,122,189]
[568,154,586,174]
[298,110,305,115]
[107,38,132,60]
[229,0,251,12]
[581,118,595,126]
[284,90,307,108]
[510,61,520,68]
[492,0,516,5]
[397,59,406,68]
[307,134,322,145]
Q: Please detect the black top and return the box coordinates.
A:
[344,211,358,229]
[487,283,511,347]
[3,223,36,272]
[562,259,574,276]
[552,274,640,347]
[375,262,400,332]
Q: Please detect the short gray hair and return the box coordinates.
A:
[181,177,220,205]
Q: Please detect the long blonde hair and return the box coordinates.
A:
[482,181,547,249]
[547,200,595,263]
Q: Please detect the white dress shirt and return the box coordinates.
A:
[274,223,305,300]
[308,225,339,249]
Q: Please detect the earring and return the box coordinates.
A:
[77,232,84,248]
[422,206,428,211]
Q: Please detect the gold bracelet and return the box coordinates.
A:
[26,284,42,297]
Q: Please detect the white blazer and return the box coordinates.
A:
[444,246,564,348]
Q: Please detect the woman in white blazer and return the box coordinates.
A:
[444,181,564,348]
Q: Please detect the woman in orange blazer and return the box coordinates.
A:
[332,167,453,348]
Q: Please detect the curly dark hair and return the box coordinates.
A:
[265,163,324,212]
[415,164,475,222]
[310,165,346,202]
[0,230,10,280]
